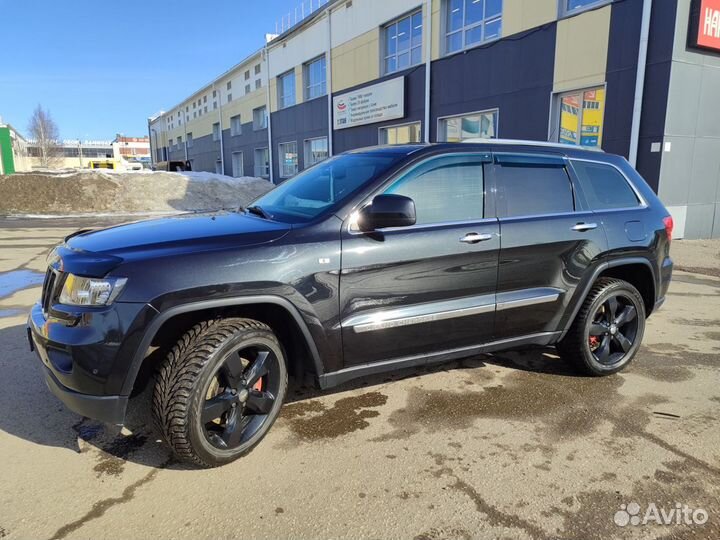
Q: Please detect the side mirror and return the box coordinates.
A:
[358,194,416,231]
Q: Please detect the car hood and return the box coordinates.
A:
[57,211,291,276]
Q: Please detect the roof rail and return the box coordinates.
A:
[461,138,605,152]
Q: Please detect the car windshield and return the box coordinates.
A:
[249,153,403,223]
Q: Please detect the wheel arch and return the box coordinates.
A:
[559,257,656,341]
[122,295,324,397]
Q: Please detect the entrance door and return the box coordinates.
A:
[340,153,499,366]
[232,152,244,177]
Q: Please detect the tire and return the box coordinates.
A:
[153,318,288,467]
[557,278,646,376]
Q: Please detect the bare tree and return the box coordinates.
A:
[28,105,61,168]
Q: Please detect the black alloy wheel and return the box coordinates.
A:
[557,277,646,376]
[154,318,288,467]
[201,345,281,450]
[586,294,639,366]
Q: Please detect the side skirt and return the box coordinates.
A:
[318,331,561,389]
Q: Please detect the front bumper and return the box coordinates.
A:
[35,346,128,425]
[27,301,151,425]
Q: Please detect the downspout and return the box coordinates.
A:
[217,83,225,174]
[628,0,652,167]
[326,7,334,156]
[183,113,188,161]
[423,0,432,143]
[264,44,275,183]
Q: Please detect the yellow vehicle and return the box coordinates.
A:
[88,159,120,170]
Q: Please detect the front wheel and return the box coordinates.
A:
[153,318,288,467]
[557,278,646,376]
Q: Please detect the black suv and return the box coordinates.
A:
[28,141,673,467]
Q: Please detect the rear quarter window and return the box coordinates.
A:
[571,160,640,210]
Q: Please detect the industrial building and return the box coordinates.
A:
[148,0,720,239]
[0,121,29,174]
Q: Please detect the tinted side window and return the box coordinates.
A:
[571,160,640,209]
[495,162,574,218]
[385,155,485,225]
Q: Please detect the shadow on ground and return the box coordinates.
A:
[0,320,592,471]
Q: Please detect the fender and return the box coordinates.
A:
[120,295,325,396]
[557,256,657,341]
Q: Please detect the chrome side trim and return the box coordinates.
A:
[496,288,563,311]
[343,294,495,333]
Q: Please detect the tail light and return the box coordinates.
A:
[663,215,674,242]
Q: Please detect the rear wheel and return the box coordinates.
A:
[153,318,287,467]
[557,278,645,376]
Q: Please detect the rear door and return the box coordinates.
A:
[491,153,608,341]
[339,153,499,366]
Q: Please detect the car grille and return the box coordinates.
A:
[41,268,62,314]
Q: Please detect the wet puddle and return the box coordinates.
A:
[0,270,44,298]
[0,308,24,318]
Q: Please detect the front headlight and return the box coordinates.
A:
[59,274,128,306]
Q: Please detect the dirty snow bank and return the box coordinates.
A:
[0,169,274,215]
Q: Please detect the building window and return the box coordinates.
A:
[254,148,270,178]
[255,79,262,90]
[445,0,502,54]
[177,136,182,146]
[561,0,612,17]
[245,70,250,80]
[227,93,233,102]
[245,84,251,94]
[213,90,217,98]
[213,122,221,142]
[213,102,217,110]
[231,115,242,136]
[204,106,207,113]
[279,141,298,178]
[379,122,422,144]
[555,86,605,148]
[255,64,261,75]
[231,151,244,177]
[203,95,207,103]
[438,109,498,141]
[227,81,232,91]
[253,106,268,130]
[304,56,327,100]
[304,137,329,167]
[187,133,193,148]
[384,10,423,74]
[278,70,296,109]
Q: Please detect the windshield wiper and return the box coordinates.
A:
[245,205,271,220]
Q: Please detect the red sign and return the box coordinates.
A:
[690,0,720,52]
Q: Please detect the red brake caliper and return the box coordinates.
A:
[589,335,600,348]
[252,378,263,391]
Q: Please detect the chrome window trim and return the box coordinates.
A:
[569,157,648,209]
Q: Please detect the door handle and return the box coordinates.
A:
[571,222,598,232]
[460,232,493,244]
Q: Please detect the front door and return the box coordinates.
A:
[340,153,499,366]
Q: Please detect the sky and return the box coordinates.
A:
[0,0,307,141]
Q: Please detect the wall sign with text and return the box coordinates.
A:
[332,77,405,130]
[689,0,720,52]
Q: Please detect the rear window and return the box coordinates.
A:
[571,160,640,210]
[495,161,575,218]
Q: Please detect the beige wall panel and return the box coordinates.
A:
[553,5,610,93]
[295,65,305,105]
[431,0,441,60]
[504,0,557,37]
[331,29,380,92]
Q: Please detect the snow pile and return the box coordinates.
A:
[0,170,274,216]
